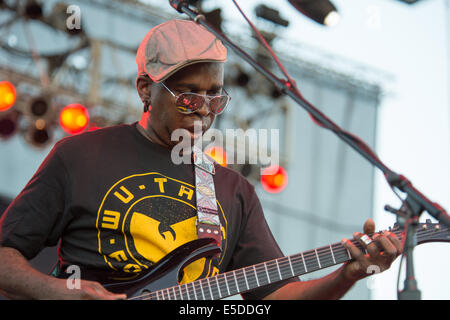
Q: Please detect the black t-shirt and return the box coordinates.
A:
[0,122,297,299]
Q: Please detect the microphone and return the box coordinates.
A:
[169,0,188,13]
[287,0,340,27]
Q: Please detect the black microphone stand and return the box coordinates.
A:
[168,0,450,300]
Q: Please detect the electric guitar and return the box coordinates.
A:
[98,220,449,300]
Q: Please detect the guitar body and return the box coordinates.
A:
[102,238,221,298]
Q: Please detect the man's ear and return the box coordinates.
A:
[136,75,153,112]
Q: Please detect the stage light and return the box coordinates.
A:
[59,103,89,134]
[30,96,49,117]
[203,8,223,33]
[236,71,250,87]
[205,146,228,167]
[270,85,283,99]
[255,4,289,27]
[260,165,288,193]
[24,0,43,20]
[30,127,50,145]
[25,118,51,146]
[0,111,19,139]
[323,10,340,27]
[288,0,340,27]
[0,81,17,112]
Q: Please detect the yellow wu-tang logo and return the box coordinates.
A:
[130,212,206,284]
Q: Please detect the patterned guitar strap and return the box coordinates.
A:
[192,145,222,251]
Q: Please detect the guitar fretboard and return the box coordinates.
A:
[129,224,448,300]
[132,236,370,300]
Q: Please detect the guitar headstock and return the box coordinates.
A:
[389,219,450,245]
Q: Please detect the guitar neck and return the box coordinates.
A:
[126,221,449,300]
[142,236,378,300]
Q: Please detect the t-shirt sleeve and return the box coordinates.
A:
[0,144,69,260]
[228,182,299,300]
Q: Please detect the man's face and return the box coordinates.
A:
[143,62,225,148]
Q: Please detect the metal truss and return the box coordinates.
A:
[0,0,389,160]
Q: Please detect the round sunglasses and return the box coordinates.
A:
[160,82,230,115]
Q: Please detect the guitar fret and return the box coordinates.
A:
[253,265,260,287]
[236,269,248,292]
[199,280,206,300]
[179,285,183,300]
[301,252,308,272]
[243,268,250,290]
[245,266,257,290]
[193,281,202,300]
[206,278,214,300]
[276,259,283,280]
[225,272,237,295]
[315,249,321,268]
[222,274,231,296]
[279,257,294,279]
[233,270,240,292]
[332,244,349,264]
[290,254,303,274]
[330,245,336,264]
[184,284,190,300]
[191,282,198,300]
[264,263,271,283]
[215,276,222,299]
[288,256,295,276]
[172,287,177,300]
[166,288,170,300]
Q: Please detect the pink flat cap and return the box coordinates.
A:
[136,19,227,83]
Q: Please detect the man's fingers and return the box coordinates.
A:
[353,232,379,258]
[376,236,398,262]
[363,218,375,235]
[341,238,365,261]
[385,231,403,253]
[380,231,403,257]
[81,281,127,300]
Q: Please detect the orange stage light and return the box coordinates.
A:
[204,146,228,167]
[59,103,89,134]
[0,81,17,112]
[260,165,288,193]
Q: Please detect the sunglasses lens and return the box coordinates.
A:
[210,96,229,114]
[176,93,205,113]
[175,93,229,115]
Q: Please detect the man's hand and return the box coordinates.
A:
[341,218,403,282]
[46,278,127,300]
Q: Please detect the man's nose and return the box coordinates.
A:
[195,97,211,116]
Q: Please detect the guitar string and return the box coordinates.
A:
[130,227,446,300]
[139,240,371,300]
[129,227,447,300]
[132,227,443,300]
[130,228,400,300]
[134,231,443,301]
[128,241,354,301]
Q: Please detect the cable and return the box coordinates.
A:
[231,0,299,91]
[230,0,391,180]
